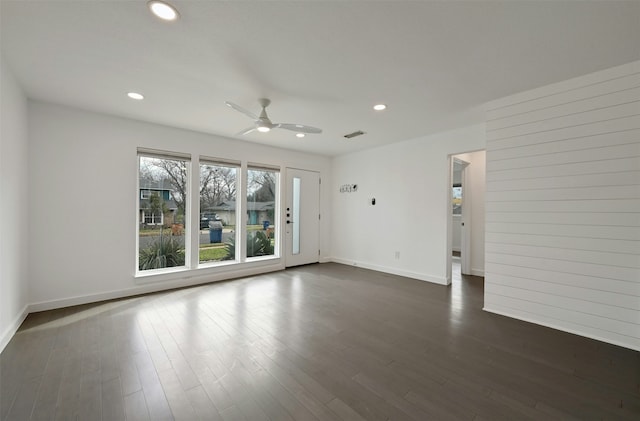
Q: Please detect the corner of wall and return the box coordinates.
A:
[0,305,29,353]
[0,53,31,354]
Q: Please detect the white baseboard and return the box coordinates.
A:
[483,305,640,352]
[28,262,284,314]
[471,268,485,277]
[3,263,285,351]
[4,259,443,353]
[0,305,29,354]
[329,257,449,285]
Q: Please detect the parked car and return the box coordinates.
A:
[200,213,221,229]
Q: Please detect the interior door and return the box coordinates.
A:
[285,168,320,267]
[460,161,471,275]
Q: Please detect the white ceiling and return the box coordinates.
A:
[2,1,639,156]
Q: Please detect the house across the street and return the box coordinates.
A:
[207,200,274,226]
[139,178,178,226]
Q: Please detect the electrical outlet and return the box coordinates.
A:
[395,251,400,259]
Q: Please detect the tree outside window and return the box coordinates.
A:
[138,154,188,271]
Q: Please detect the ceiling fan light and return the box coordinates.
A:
[148,1,179,21]
[257,126,270,133]
[296,133,305,138]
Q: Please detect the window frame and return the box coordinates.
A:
[135,149,284,281]
[136,149,191,275]
[198,158,241,267]
[246,164,280,261]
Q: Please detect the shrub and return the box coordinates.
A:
[224,236,236,260]
[139,237,185,270]
[224,230,274,260]
[247,230,274,257]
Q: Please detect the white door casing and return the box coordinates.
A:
[285,168,320,267]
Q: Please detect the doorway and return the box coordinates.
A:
[285,168,320,267]
[447,150,486,285]
[452,157,470,279]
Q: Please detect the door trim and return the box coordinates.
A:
[284,168,320,268]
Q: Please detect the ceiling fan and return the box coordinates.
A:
[225,98,322,136]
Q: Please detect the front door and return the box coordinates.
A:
[285,168,320,267]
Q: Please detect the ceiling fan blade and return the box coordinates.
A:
[275,123,322,134]
[225,101,258,120]
[237,127,256,135]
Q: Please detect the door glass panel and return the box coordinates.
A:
[292,177,301,255]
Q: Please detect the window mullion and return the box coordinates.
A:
[239,162,248,262]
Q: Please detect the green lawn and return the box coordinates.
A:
[199,245,229,262]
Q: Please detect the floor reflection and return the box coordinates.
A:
[449,254,484,323]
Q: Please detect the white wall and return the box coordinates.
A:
[0,56,29,352]
[484,60,640,351]
[27,101,332,310]
[331,124,485,284]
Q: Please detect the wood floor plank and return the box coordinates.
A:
[141,382,174,421]
[326,397,367,421]
[101,377,125,421]
[184,385,223,420]
[228,358,297,421]
[30,347,67,420]
[219,405,247,421]
[53,352,82,421]
[196,367,234,414]
[217,371,270,421]
[156,367,198,420]
[78,365,102,421]
[3,375,41,421]
[123,390,151,421]
[1,262,638,420]
[249,347,340,420]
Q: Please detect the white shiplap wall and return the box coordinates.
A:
[484,61,640,351]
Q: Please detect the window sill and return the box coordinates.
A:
[135,265,187,279]
[134,256,282,285]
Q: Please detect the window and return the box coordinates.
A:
[246,167,278,259]
[136,150,280,275]
[138,153,189,272]
[199,161,238,264]
[452,184,462,215]
[141,209,163,225]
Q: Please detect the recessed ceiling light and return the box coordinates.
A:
[373,104,387,111]
[296,133,305,138]
[148,1,179,21]
[127,92,144,100]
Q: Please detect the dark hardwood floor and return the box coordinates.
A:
[1,262,638,420]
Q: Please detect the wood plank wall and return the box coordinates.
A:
[484,61,640,351]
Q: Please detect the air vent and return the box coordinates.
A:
[344,130,365,139]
